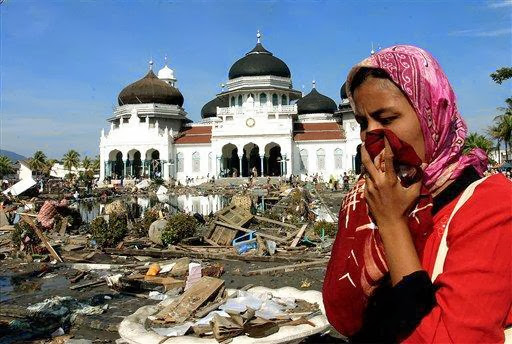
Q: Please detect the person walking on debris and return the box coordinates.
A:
[342,172,350,191]
[323,45,512,343]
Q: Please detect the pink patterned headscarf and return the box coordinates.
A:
[345,45,488,194]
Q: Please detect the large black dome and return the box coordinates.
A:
[228,43,291,80]
[297,88,337,115]
[201,96,228,118]
[118,70,184,107]
[340,82,348,100]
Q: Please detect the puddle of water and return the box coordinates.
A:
[76,194,232,223]
[0,274,69,302]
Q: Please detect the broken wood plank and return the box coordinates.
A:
[203,237,220,247]
[242,259,329,276]
[214,221,287,243]
[155,276,224,323]
[103,247,314,263]
[290,224,308,248]
[69,279,105,290]
[254,215,299,230]
[22,215,63,262]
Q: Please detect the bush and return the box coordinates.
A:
[90,214,127,247]
[313,220,337,237]
[12,220,41,249]
[161,213,197,246]
[132,208,160,237]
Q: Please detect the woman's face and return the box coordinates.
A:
[353,76,426,162]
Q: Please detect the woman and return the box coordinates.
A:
[323,45,512,343]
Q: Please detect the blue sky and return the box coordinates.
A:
[1,0,510,159]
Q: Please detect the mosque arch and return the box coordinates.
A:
[237,95,243,106]
[265,142,282,176]
[127,149,142,178]
[300,149,308,171]
[259,93,267,105]
[334,148,343,169]
[242,142,261,177]
[272,93,278,106]
[192,151,200,173]
[281,94,288,105]
[176,152,184,173]
[221,143,239,177]
[316,148,326,171]
[145,148,161,178]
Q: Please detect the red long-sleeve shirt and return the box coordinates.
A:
[404,174,512,343]
[324,173,512,343]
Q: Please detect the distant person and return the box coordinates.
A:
[343,172,350,191]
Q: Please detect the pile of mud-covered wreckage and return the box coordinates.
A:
[0,179,347,343]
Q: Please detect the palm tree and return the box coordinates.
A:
[486,124,502,164]
[0,156,13,177]
[92,156,101,172]
[29,151,47,174]
[44,159,58,175]
[82,156,92,170]
[62,150,81,174]
[494,113,512,161]
[463,132,493,156]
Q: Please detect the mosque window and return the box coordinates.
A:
[192,152,200,173]
[300,149,308,171]
[226,116,234,121]
[334,148,343,169]
[123,118,129,123]
[139,117,146,123]
[237,95,243,106]
[208,152,213,172]
[259,93,267,105]
[176,152,184,173]
[231,96,235,107]
[281,95,288,105]
[272,94,278,106]
[316,148,325,170]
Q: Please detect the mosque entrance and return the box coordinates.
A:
[265,142,282,177]
[113,151,124,179]
[146,149,161,179]
[242,143,261,177]
[221,144,240,177]
[132,151,142,178]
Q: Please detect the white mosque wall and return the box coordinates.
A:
[174,144,213,183]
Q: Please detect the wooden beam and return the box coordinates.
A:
[254,215,299,230]
[243,259,329,276]
[290,224,308,248]
[22,215,63,262]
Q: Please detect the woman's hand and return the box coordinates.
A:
[361,137,421,228]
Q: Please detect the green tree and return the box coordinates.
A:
[486,124,503,164]
[493,113,512,161]
[490,67,512,85]
[0,156,13,177]
[82,156,92,170]
[29,151,47,174]
[92,156,101,172]
[62,150,81,174]
[464,132,494,155]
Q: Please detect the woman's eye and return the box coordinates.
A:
[380,116,397,125]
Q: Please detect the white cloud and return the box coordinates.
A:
[449,28,512,37]
[488,0,512,8]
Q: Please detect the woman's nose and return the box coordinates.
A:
[367,118,384,132]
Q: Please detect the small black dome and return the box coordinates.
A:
[118,70,184,107]
[201,96,228,118]
[340,82,347,100]
[228,43,291,80]
[297,88,337,115]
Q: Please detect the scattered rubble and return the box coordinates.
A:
[0,177,349,342]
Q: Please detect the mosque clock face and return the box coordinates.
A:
[246,118,255,127]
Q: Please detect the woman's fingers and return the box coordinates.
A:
[361,144,380,182]
[383,137,397,183]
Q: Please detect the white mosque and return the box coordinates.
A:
[99,32,360,184]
